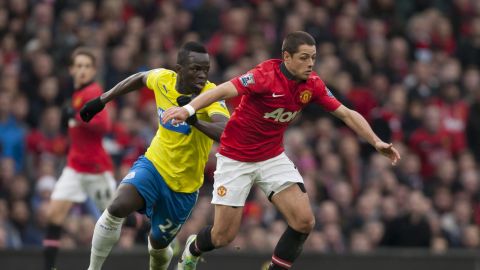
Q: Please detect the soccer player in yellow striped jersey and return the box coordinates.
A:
[144,68,228,193]
[79,42,230,270]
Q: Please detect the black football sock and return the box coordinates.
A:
[43,223,62,270]
[269,226,309,270]
[189,225,215,256]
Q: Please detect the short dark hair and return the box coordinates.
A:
[71,47,96,66]
[177,41,207,65]
[281,31,316,55]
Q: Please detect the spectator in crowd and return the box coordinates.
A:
[381,191,432,247]
[0,91,25,172]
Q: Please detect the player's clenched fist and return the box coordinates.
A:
[162,106,189,125]
[80,97,105,122]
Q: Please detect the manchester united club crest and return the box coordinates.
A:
[299,90,312,104]
[217,186,227,197]
[73,97,83,109]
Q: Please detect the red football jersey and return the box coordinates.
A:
[68,82,113,173]
[221,59,341,162]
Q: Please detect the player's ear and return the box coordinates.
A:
[174,64,183,74]
[282,51,291,62]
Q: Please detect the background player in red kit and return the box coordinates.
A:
[43,48,116,270]
[163,31,401,270]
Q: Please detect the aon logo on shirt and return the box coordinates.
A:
[264,108,299,122]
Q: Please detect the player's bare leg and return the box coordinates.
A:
[268,183,314,270]
[178,205,243,270]
[44,200,73,270]
[148,235,173,270]
[88,184,144,270]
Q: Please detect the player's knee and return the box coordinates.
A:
[46,205,57,222]
[46,211,61,224]
[107,200,130,218]
[46,201,68,224]
[290,215,315,234]
[149,233,170,249]
[108,185,144,218]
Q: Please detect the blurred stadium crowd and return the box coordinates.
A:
[0,0,480,254]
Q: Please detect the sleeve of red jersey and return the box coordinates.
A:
[312,79,341,112]
[75,87,112,134]
[230,66,268,95]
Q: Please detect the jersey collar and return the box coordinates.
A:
[280,62,306,82]
[75,80,95,92]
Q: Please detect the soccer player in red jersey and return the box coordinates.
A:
[163,31,401,270]
[43,48,116,270]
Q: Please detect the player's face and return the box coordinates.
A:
[284,44,316,80]
[69,54,96,87]
[180,52,210,94]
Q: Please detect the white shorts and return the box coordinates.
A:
[51,167,117,210]
[212,152,303,207]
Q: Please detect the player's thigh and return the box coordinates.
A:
[256,153,314,231]
[108,183,145,218]
[120,156,165,217]
[47,200,74,224]
[149,186,198,248]
[271,184,314,233]
[83,171,117,211]
[256,152,304,201]
[212,153,256,207]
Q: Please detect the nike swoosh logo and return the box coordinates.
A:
[272,93,284,98]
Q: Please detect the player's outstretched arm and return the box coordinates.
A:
[331,105,401,165]
[100,72,148,104]
[162,81,238,125]
[80,72,148,122]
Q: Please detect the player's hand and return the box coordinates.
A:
[374,141,401,166]
[176,96,198,125]
[80,97,105,122]
[162,106,189,125]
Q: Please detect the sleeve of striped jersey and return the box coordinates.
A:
[145,68,167,91]
[203,82,230,118]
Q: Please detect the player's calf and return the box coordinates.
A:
[43,200,74,270]
[148,237,173,270]
[88,209,124,270]
[43,223,62,270]
[268,226,310,270]
[189,226,215,256]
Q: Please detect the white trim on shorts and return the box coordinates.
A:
[211,152,304,207]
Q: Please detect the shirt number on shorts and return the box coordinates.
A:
[95,189,112,201]
[159,218,181,238]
